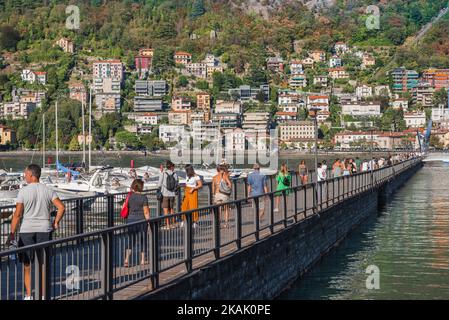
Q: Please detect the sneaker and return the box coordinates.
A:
[274,208,279,213]
[179,221,184,228]
[193,223,198,229]
[24,295,33,300]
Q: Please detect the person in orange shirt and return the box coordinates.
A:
[181,164,203,228]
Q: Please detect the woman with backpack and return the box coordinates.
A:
[274,163,292,213]
[124,179,151,267]
[212,165,232,228]
[181,164,203,228]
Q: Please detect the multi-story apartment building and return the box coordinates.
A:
[211,113,241,128]
[135,80,167,96]
[93,78,121,94]
[289,73,307,89]
[341,102,381,117]
[168,110,192,125]
[133,97,163,112]
[1,101,36,119]
[242,112,270,133]
[186,63,207,78]
[404,112,426,128]
[328,67,349,79]
[228,85,270,102]
[307,95,329,112]
[356,85,373,99]
[215,100,242,114]
[279,121,315,142]
[267,57,284,73]
[159,124,186,144]
[174,52,192,65]
[172,96,192,111]
[313,75,328,87]
[413,83,435,108]
[95,94,121,114]
[92,60,124,81]
[275,111,298,123]
[289,60,303,75]
[422,68,449,90]
[390,67,419,93]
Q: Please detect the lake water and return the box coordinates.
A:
[279,162,449,300]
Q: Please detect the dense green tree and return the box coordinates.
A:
[0,26,20,51]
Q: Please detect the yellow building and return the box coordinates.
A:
[0,125,16,145]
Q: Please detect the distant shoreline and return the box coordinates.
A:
[0,150,400,157]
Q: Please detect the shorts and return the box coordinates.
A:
[162,196,175,210]
[254,197,265,210]
[214,192,230,204]
[18,232,52,264]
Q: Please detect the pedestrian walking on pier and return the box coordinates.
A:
[298,160,308,185]
[212,165,232,228]
[181,164,203,228]
[9,164,66,300]
[332,159,342,177]
[124,179,151,267]
[247,163,268,218]
[274,163,292,212]
[158,161,178,229]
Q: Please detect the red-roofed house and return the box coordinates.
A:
[174,52,192,65]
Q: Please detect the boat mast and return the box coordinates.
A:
[82,99,86,166]
[88,85,92,172]
[42,113,45,169]
[56,100,59,175]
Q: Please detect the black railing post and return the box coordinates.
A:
[107,195,114,228]
[207,184,213,206]
[283,190,287,227]
[269,193,274,233]
[177,190,182,213]
[184,213,193,273]
[150,221,159,289]
[294,188,298,223]
[34,247,51,300]
[233,179,238,201]
[213,206,220,259]
[236,201,242,249]
[43,246,51,300]
[101,231,113,300]
[338,177,341,201]
[304,185,307,218]
[254,198,260,241]
[244,178,248,199]
[76,198,84,235]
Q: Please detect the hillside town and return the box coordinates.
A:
[1,37,449,151]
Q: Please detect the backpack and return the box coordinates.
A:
[219,177,232,195]
[165,172,178,192]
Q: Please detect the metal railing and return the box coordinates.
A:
[0,158,421,300]
[0,170,317,249]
